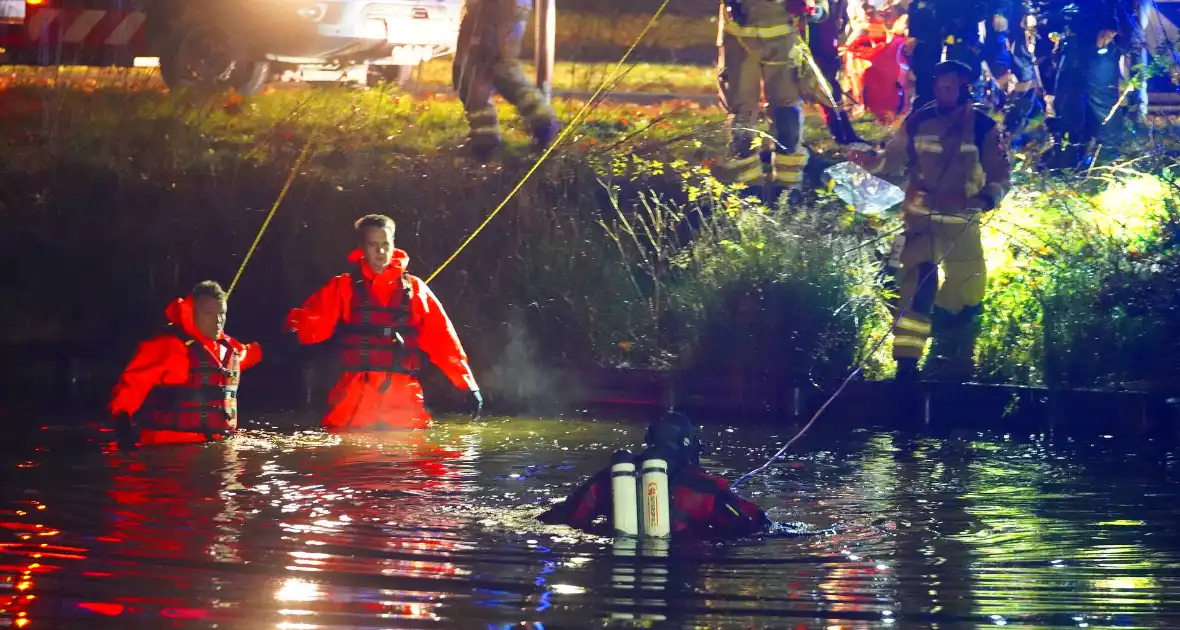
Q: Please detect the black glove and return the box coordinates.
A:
[114,412,138,451]
[467,389,484,421]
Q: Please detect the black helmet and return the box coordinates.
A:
[644,411,702,466]
[932,60,975,81]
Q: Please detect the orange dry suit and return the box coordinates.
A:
[861,36,911,124]
[286,249,479,431]
[109,296,262,446]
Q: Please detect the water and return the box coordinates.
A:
[3,416,1179,629]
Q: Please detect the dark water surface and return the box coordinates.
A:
[2,416,1179,629]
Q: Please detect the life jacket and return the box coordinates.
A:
[141,329,240,440]
[338,272,423,375]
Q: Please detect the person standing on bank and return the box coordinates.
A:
[109,281,262,449]
[452,0,561,162]
[849,61,1012,383]
[809,0,868,145]
[287,215,483,430]
[1003,12,1044,145]
[717,0,831,191]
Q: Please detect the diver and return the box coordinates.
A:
[538,411,771,540]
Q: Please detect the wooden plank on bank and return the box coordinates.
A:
[578,367,1177,436]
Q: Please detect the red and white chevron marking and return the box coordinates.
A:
[24,7,147,47]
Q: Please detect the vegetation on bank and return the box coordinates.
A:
[2,78,1179,400]
[2,57,718,95]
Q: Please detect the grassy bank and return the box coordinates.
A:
[1,79,1178,404]
[2,57,718,95]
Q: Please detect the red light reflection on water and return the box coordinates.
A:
[2,431,473,626]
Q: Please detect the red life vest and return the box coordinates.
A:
[339,272,423,375]
[142,332,240,440]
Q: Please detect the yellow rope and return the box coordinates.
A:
[226,141,316,298]
[425,0,674,284]
[223,1,674,292]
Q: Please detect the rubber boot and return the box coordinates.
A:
[923,305,982,383]
[895,357,921,383]
[532,118,561,151]
[719,113,766,198]
[824,107,867,146]
[891,357,925,433]
[465,106,503,163]
[470,136,501,163]
[770,105,806,201]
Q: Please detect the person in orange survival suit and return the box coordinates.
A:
[286,214,483,431]
[109,281,262,450]
[538,412,771,540]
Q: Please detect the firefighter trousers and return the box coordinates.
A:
[452,0,557,146]
[892,213,986,364]
[718,31,809,187]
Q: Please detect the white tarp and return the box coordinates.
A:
[825,161,905,217]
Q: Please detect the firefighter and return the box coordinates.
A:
[109,281,262,449]
[286,214,483,431]
[809,0,867,144]
[538,411,771,540]
[849,61,1012,383]
[717,0,832,191]
[452,0,561,162]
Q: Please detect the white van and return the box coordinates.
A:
[276,0,466,87]
[0,0,463,92]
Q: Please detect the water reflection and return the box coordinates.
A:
[886,436,979,624]
[1,420,1179,627]
[605,537,670,624]
[263,431,472,627]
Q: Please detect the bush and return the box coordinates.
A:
[975,165,1180,389]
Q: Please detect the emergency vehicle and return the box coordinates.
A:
[0,0,464,93]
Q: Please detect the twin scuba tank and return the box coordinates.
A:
[610,449,672,538]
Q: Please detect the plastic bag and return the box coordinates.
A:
[825,160,905,217]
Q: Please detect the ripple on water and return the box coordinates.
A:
[1,419,1179,628]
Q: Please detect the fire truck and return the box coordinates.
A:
[0,0,464,93]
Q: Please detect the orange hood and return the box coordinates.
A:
[163,296,243,352]
[348,248,410,280]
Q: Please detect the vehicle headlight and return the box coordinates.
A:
[296,5,324,21]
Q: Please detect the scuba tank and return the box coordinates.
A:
[610,449,640,537]
[612,411,696,538]
[610,449,673,538]
[639,455,672,538]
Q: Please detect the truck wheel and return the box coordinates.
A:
[367,64,415,88]
[159,21,270,95]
